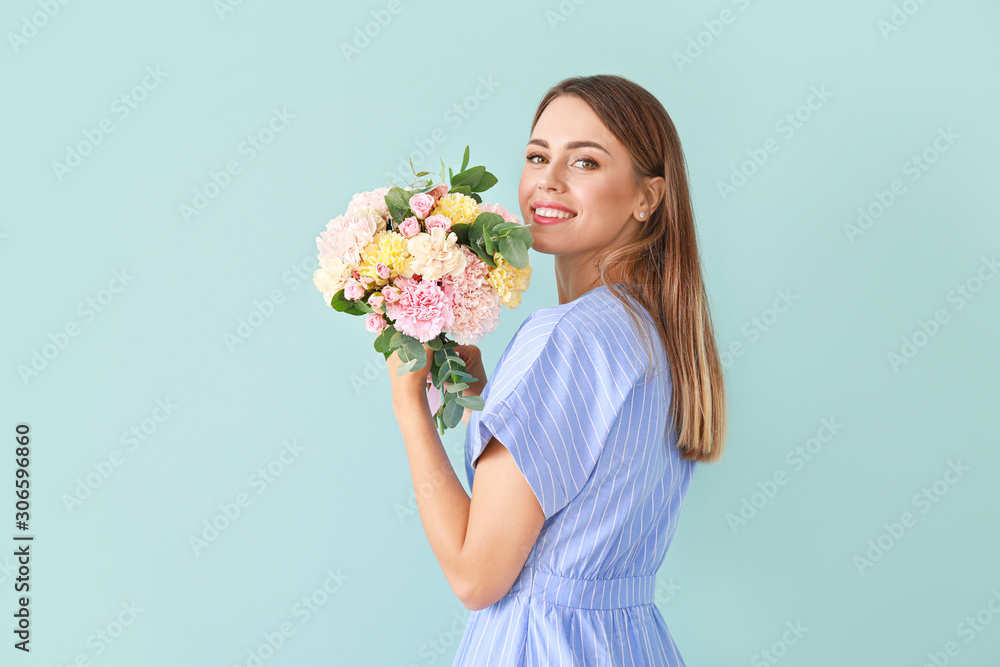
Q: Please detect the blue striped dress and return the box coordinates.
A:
[452,284,697,666]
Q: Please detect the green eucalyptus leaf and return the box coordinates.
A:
[455,394,485,410]
[460,145,470,172]
[449,370,479,384]
[498,237,528,269]
[373,328,393,354]
[475,211,504,230]
[474,170,498,192]
[449,222,471,245]
[443,398,464,428]
[471,244,496,268]
[510,226,534,247]
[330,289,354,312]
[403,337,425,361]
[386,187,412,225]
[451,165,485,188]
[396,358,419,376]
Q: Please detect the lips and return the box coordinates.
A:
[531,200,577,225]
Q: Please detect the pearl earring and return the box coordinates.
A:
[639,212,645,218]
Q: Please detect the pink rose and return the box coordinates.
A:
[399,216,420,238]
[344,278,365,301]
[382,284,402,303]
[428,183,450,204]
[368,293,385,310]
[375,262,391,280]
[364,313,388,334]
[408,193,435,219]
[424,214,452,231]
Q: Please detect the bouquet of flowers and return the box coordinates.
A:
[313,146,533,433]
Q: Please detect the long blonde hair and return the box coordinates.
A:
[530,75,728,463]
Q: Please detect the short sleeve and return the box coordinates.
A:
[469,306,645,520]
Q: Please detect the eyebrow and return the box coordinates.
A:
[527,138,611,156]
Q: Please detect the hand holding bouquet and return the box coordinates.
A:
[313,146,533,433]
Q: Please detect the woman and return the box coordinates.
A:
[388,74,727,666]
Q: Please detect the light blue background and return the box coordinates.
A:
[3,0,998,665]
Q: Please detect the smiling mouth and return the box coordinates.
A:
[532,206,577,221]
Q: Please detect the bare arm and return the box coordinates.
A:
[391,391,544,611]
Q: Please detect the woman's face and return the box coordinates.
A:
[517,94,644,258]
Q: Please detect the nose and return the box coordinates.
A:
[537,161,567,192]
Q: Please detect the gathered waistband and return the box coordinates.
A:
[506,565,657,610]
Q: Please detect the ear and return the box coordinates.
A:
[642,175,667,215]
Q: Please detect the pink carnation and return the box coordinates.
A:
[478,201,522,225]
[346,187,391,222]
[316,210,382,265]
[384,276,455,343]
[441,246,502,344]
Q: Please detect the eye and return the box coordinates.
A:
[525,152,598,169]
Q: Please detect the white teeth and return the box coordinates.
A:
[535,207,575,219]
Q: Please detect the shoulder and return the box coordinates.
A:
[527,285,653,378]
